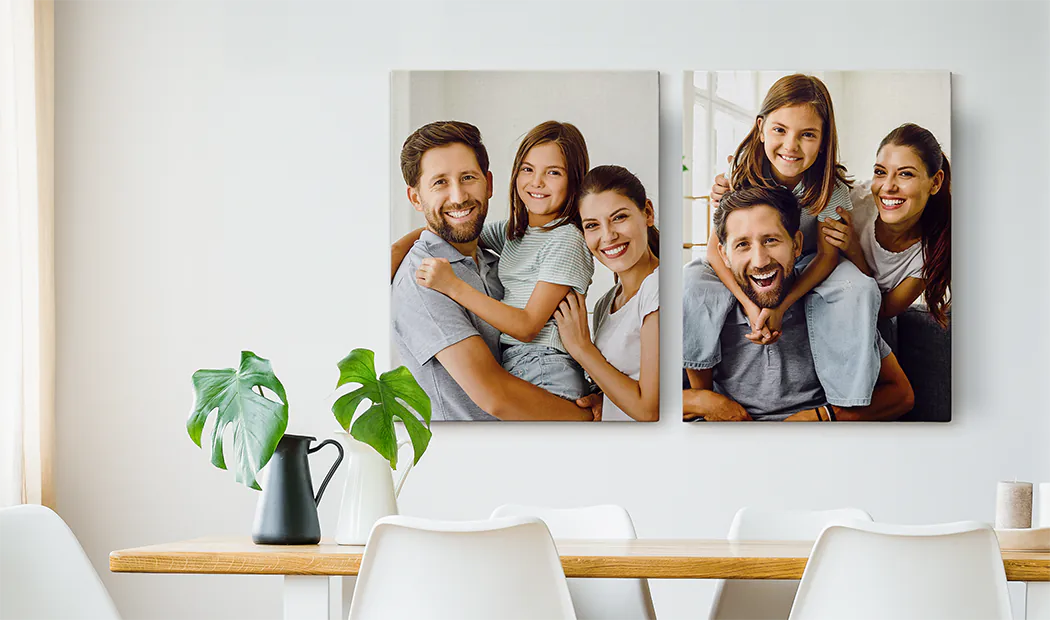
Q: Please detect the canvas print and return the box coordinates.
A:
[390,71,660,422]
[681,71,951,422]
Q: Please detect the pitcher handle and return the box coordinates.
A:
[307,438,344,507]
[394,440,414,498]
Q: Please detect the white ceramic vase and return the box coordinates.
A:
[334,431,413,545]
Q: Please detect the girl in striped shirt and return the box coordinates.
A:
[414,121,595,402]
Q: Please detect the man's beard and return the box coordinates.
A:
[423,198,487,244]
[736,264,794,309]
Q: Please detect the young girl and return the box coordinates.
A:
[833,123,951,326]
[687,74,883,408]
[412,121,595,401]
[555,165,660,422]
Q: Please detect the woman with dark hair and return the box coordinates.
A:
[555,165,660,422]
[823,123,951,326]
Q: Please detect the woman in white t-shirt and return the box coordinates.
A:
[823,123,951,327]
[554,165,660,422]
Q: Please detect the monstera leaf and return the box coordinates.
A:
[187,351,289,490]
[332,349,431,469]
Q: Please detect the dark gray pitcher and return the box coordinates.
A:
[252,434,344,545]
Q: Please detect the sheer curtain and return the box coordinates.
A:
[0,0,54,508]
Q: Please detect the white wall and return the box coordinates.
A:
[833,71,953,177]
[54,2,1050,619]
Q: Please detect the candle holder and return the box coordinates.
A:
[993,480,1050,551]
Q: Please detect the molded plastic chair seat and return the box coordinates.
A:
[710,507,872,620]
[788,520,1012,620]
[491,504,657,620]
[0,504,121,619]
[348,514,576,620]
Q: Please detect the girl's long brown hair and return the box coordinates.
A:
[730,74,851,214]
[507,121,589,241]
[878,123,951,327]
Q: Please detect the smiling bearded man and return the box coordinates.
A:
[717,190,800,312]
[390,120,596,423]
[681,186,915,422]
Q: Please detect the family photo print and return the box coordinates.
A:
[390,71,661,423]
[681,71,952,423]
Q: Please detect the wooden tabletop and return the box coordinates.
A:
[109,538,1050,581]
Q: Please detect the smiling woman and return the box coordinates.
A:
[844,123,952,326]
[555,165,661,422]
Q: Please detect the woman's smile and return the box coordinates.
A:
[600,242,629,259]
[878,195,906,210]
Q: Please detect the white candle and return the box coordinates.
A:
[1038,483,1050,528]
[995,481,1033,529]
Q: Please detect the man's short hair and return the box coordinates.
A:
[400,121,490,188]
[713,186,801,245]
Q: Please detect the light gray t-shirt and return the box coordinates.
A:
[711,265,892,421]
[851,181,925,293]
[391,230,504,422]
[480,219,593,352]
[592,268,660,422]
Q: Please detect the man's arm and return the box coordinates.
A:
[832,351,915,421]
[391,228,424,281]
[435,336,593,421]
[682,368,752,421]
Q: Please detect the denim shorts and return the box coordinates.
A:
[501,343,590,401]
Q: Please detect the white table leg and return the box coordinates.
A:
[337,576,356,619]
[1028,582,1050,620]
[283,575,333,620]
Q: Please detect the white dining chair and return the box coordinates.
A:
[348,514,576,620]
[491,504,657,620]
[709,507,872,620]
[0,504,121,620]
[788,520,1012,620]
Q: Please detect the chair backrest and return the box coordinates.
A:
[348,515,576,620]
[788,520,1012,620]
[0,504,121,620]
[709,507,872,620]
[491,504,657,620]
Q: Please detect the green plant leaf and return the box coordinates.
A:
[349,402,398,465]
[333,348,431,469]
[187,351,288,490]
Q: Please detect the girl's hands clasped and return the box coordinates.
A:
[743,303,781,346]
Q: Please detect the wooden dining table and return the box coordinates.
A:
[110,537,1050,620]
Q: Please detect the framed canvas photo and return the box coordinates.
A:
[681,71,951,422]
[390,71,660,422]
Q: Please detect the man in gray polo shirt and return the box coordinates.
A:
[682,186,914,421]
[392,121,595,421]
